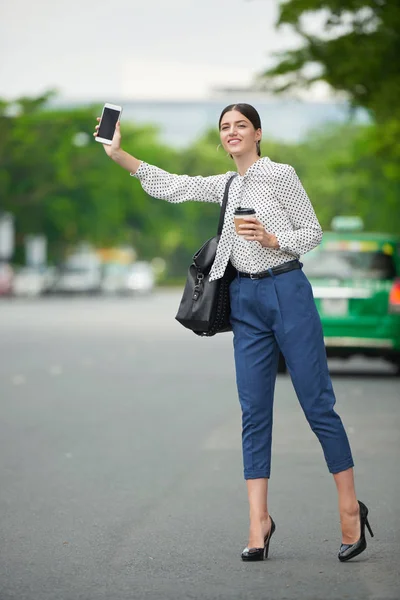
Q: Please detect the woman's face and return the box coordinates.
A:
[219,110,261,157]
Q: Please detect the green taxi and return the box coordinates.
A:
[301,217,400,374]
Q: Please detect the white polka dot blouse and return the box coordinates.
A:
[131,157,323,281]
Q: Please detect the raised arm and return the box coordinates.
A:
[94,119,227,204]
[273,165,323,255]
[93,119,142,173]
[131,162,227,204]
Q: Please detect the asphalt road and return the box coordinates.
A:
[0,291,399,600]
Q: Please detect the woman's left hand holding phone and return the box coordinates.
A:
[93,118,142,174]
[93,118,121,158]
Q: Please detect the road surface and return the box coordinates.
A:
[0,292,399,600]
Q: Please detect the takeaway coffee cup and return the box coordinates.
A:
[234,207,256,234]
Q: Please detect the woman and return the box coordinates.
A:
[93,103,373,562]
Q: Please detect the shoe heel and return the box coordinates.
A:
[365,517,374,538]
[264,540,270,559]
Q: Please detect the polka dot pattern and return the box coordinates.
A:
[132,157,323,280]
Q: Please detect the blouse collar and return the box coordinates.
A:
[240,157,270,178]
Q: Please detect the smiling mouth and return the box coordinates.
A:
[228,139,241,145]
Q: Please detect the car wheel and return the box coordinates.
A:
[386,353,400,376]
[393,355,400,377]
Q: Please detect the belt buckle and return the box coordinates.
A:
[250,273,259,280]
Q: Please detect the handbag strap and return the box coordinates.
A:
[217,173,238,235]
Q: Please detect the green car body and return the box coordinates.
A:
[301,230,400,373]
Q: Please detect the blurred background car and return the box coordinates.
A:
[124,261,155,294]
[302,217,400,374]
[51,249,102,295]
[12,266,56,297]
[52,265,102,295]
[100,262,133,295]
[100,260,155,295]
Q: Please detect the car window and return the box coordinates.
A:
[302,250,397,280]
[130,263,152,273]
[61,267,92,274]
[103,264,129,275]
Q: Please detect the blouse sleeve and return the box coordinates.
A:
[273,165,323,255]
[131,162,228,205]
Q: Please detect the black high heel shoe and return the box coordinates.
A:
[338,500,374,562]
[241,517,276,562]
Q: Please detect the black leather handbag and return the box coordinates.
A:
[175,174,237,336]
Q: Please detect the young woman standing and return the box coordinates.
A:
[94,103,373,562]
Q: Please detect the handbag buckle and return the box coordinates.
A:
[193,272,204,301]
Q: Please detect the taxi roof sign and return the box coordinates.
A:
[331,216,364,232]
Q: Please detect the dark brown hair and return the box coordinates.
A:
[218,103,262,156]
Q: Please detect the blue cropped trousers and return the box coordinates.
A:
[229,266,354,480]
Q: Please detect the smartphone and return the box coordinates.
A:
[95,103,122,145]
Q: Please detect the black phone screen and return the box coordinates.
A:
[97,107,120,141]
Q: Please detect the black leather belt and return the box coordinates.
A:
[237,259,301,279]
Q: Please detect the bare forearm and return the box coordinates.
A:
[110,149,142,174]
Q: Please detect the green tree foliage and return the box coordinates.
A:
[259,0,400,236]
[0,95,232,272]
[263,0,400,122]
[272,123,400,233]
[1,93,398,280]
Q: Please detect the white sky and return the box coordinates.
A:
[0,0,327,101]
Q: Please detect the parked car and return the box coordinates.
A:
[52,253,102,294]
[52,266,102,294]
[12,266,56,297]
[100,263,132,294]
[100,261,155,295]
[302,220,400,374]
[125,261,155,294]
